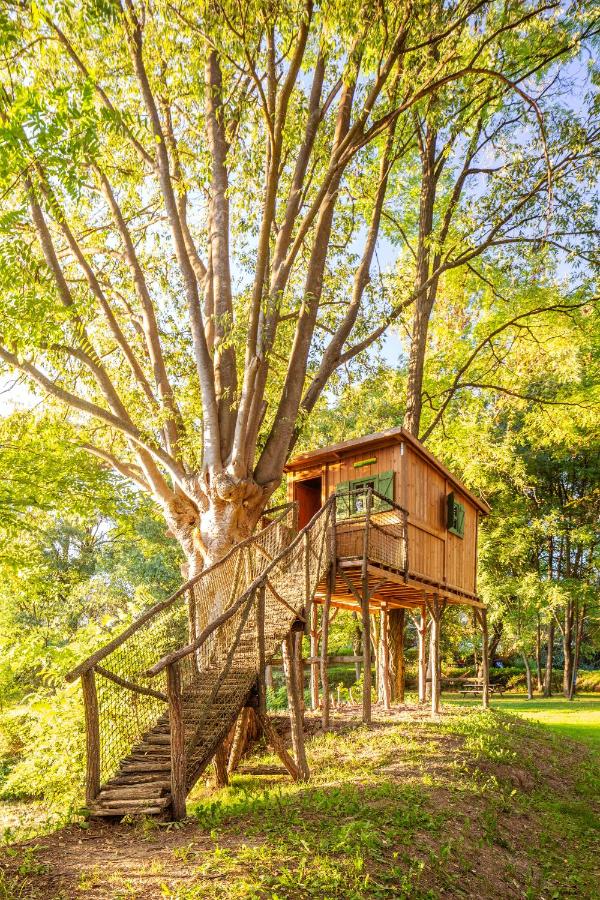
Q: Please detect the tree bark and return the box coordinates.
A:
[562,599,575,698]
[543,621,554,697]
[535,614,543,692]
[522,652,533,700]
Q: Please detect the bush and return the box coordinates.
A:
[575,670,600,692]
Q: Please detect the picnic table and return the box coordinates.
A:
[458,678,506,696]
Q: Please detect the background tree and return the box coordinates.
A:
[1,0,597,617]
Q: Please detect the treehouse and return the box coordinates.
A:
[285,427,491,718]
[68,427,491,822]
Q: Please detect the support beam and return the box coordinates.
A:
[256,709,301,781]
[321,565,332,729]
[361,488,373,725]
[388,607,405,704]
[166,662,186,820]
[379,607,392,710]
[417,604,427,704]
[310,603,320,710]
[293,629,305,723]
[213,743,229,787]
[428,597,441,717]
[282,635,310,780]
[227,707,252,774]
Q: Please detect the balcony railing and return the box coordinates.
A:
[334,486,408,577]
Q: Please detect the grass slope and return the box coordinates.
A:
[445,694,600,749]
[0,700,598,899]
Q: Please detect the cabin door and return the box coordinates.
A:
[294,476,323,529]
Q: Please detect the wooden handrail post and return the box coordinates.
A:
[256,583,267,715]
[303,529,312,644]
[166,661,187,820]
[321,565,332,729]
[361,487,373,725]
[81,669,100,805]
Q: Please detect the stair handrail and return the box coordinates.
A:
[65,502,297,683]
[145,494,337,678]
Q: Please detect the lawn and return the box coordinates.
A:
[1,702,599,899]
[443,692,600,749]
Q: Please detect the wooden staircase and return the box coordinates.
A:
[67,499,335,820]
[88,668,256,817]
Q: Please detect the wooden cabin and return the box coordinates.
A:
[285,426,489,611]
[285,428,491,716]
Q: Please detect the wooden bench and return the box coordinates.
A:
[459,682,506,696]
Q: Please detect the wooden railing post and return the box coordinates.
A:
[256,583,267,715]
[361,487,373,725]
[321,564,332,729]
[166,661,187,820]
[81,669,100,805]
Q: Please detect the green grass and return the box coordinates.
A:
[444,692,600,748]
[2,704,599,898]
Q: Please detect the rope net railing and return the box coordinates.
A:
[68,504,297,788]
[335,487,408,575]
[148,497,336,786]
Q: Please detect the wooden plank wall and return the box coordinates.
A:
[287,438,479,597]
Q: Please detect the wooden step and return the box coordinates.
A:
[98,796,171,810]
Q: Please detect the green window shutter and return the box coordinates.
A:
[447,493,456,530]
[447,493,465,538]
[335,481,351,519]
[375,470,394,510]
[456,504,465,538]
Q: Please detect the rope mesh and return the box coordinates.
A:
[92,505,298,785]
[89,502,338,789]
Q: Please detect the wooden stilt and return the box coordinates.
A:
[293,630,305,722]
[388,607,405,704]
[310,603,320,710]
[321,566,332,730]
[282,635,310,780]
[256,710,301,781]
[213,743,229,787]
[418,605,427,704]
[429,598,441,717]
[480,608,490,710]
[380,607,392,711]
[361,488,373,725]
[81,669,100,805]
[227,707,252,774]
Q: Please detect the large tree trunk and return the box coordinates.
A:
[543,621,554,697]
[166,475,269,633]
[403,127,438,438]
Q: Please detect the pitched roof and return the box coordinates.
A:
[285,426,491,514]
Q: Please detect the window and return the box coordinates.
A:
[447,493,465,538]
[335,471,394,519]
